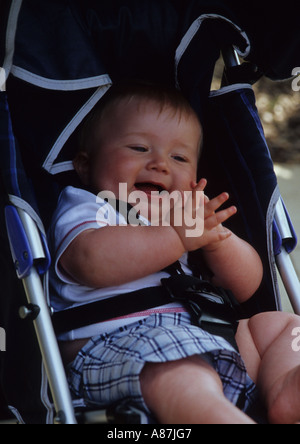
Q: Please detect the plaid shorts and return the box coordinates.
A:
[68,312,257,417]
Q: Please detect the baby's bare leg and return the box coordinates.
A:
[140,356,255,424]
[237,312,300,424]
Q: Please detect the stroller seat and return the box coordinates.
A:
[1,0,299,424]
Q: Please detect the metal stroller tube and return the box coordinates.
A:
[22,267,77,424]
[6,206,77,424]
[275,201,300,315]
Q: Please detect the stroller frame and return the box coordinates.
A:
[5,206,76,424]
[275,199,300,313]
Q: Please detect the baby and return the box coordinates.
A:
[49,82,300,424]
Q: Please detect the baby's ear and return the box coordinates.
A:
[73,151,90,186]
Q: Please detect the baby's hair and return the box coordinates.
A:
[78,81,203,155]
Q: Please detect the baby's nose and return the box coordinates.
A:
[147,155,169,173]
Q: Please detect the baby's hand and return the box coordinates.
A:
[170,179,237,252]
[200,189,237,251]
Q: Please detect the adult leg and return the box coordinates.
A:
[140,355,255,424]
[236,312,300,424]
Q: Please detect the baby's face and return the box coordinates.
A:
[86,98,202,205]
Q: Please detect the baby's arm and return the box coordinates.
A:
[59,225,186,288]
[59,182,236,288]
[172,179,263,303]
[202,233,263,303]
[200,188,263,302]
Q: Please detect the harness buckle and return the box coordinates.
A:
[161,275,240,350]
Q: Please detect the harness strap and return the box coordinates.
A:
[52,275,241,351]
[52,286,171,336]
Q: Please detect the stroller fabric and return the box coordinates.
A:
[1,0,299,424]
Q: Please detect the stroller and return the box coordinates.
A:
[1,0,300,424]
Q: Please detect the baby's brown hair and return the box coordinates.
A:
[77,81,203,156]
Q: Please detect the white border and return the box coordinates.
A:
[11,66,111,91]
[175,14,251,88]
[209,83,253,97]
[9,194,45,236]
[266,186,282,309]
[43,83,112,174]
[1,0,23,88]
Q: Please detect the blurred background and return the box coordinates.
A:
[254,77,300,164]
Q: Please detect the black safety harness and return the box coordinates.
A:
[52,201,242,351]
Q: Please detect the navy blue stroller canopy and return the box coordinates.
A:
[5,1,300,189]
[1,0,299,424]
[6,0,300,186]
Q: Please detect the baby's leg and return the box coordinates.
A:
[140,355,255,424]
[237,312,300,424]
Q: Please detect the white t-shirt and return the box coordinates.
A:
[48,186,191,340]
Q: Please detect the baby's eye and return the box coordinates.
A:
[129,146,148,153]
[172,155,187,163]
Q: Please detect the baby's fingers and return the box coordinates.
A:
[204,192,230,217]
[205,205,237,230]
[203,227,232,249]
[193,178,207,192]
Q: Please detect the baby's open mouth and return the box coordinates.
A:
[134,183,167,194]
